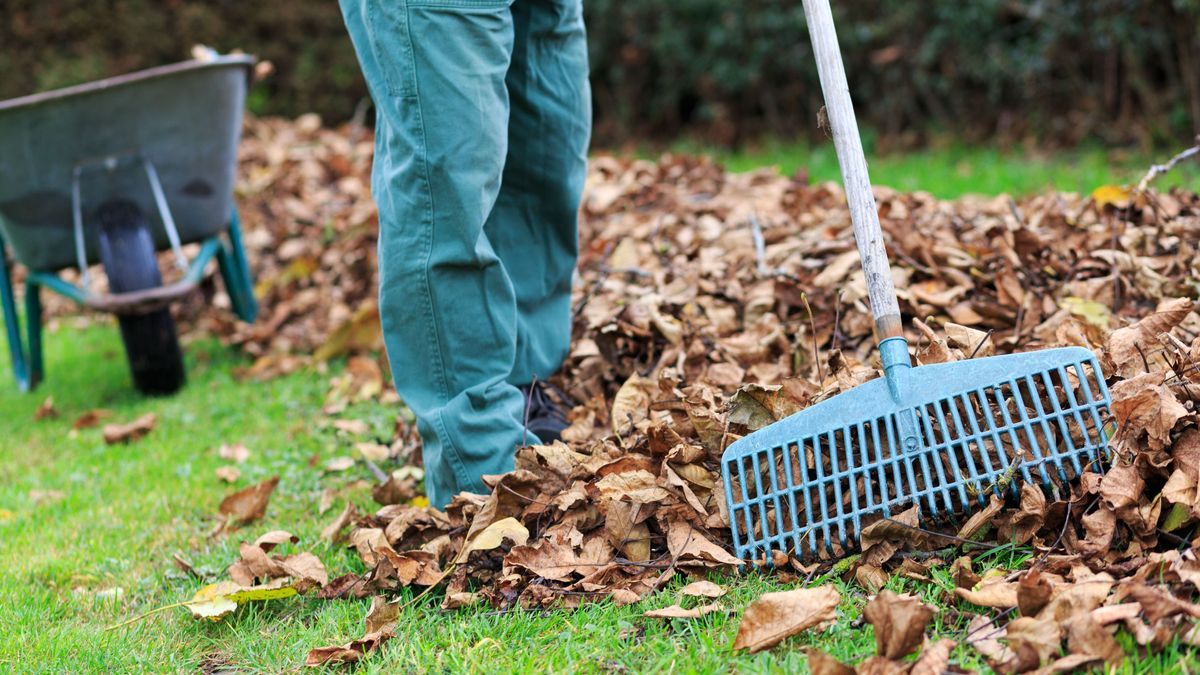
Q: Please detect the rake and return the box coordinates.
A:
[720,0,1113,562]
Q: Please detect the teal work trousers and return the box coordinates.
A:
[340,0,590,507]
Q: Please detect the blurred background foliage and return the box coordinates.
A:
[2,0,1198,149]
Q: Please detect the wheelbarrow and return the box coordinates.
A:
[0,54,259,395]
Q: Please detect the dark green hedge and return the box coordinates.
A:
[3,0,1198,146]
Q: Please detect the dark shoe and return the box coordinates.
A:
[518,381,572,443]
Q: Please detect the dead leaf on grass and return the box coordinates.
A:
[733,586,840,653]
[72,409,111,430]
[34,396,57,420]
[102,413,156,444]
[910,638,955,675]
[864,590,933,659]
[643,602,723,619]
[218,476,280,525]
[333,419,370,436]
[364,595,399,634]
[321,502,358,542]
[679,580,726,598]
[956,579,1019,609]
[805,648,855,675]
[217,443,250,464]
[325,456,356,473]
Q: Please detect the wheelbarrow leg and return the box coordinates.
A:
[0,232,32,391]
[24,280,43,390]
[217,209,257,324]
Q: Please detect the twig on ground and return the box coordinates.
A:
[967,328,995,360]
[750,213,769,277]
[800,293,824,384]
[362,455,388,483]
[1135,138,1200,193]
[749,214,805,284]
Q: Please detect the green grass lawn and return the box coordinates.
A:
[667,139,1200,198]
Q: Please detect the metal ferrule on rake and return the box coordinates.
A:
[720,0,1114,564]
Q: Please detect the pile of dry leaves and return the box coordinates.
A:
[184,117,1200,670]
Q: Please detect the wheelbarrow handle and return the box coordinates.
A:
[801,0,903,341]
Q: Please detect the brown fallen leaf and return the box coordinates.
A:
[306,591,398,666]
[950,556,981,590]
[679,580,726,598]
[72,408,111,429]
[733,585,840,653]
[34,395,57,421]
[1110,373,1188,451]
[664,517,742,568]
[305,629,394,667]
[443,591,483,610]
[855,563,889,592]
[1090,603,1141,626]
[350,528,389,567]
[852,655,908,675]
[364,595,398,634]
[218,443,251,464]
[967,614,1013,663]
[956,579,1019,609]
[103,413,157,444]
[356,441,390,463]
[805,648,855,675]
[219,476,280,525]
[860,505,922,550]
[945,322,994,357]
[172,553,200,578]
[913,318,954,364]
[376,548,442,587]
[372,470,418,506]
[1017,569,1054,617]
[1029,654,1103,675]
[1124,582,1200,623]
[254,530,299,551]
[226,546,326,595]
[504,532,588,582]
[956,494,1003,540]
[29,489,65,505]
[909,638,955,675]
[1004,616,1061,672]
[1064,612,1123,664]
[325,456,356,473]
[864,590,933,659]
[1106,297,1194,377]
[642,602,723,619]
[611,372,654,435]
[215,466,241,483]
[333,419,370,436]
[1097,461,1143,511]
[278,552,328,593]
[320,502,358,542]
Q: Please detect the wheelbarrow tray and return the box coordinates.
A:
[0,55,255,272]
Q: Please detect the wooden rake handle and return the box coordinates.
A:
[801,0,903,340]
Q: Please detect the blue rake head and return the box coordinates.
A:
[720,337,1113,563]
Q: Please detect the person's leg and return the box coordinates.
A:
[486,0,591,386]
[340,0,536,508]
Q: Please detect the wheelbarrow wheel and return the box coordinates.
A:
[96,199,185,395]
